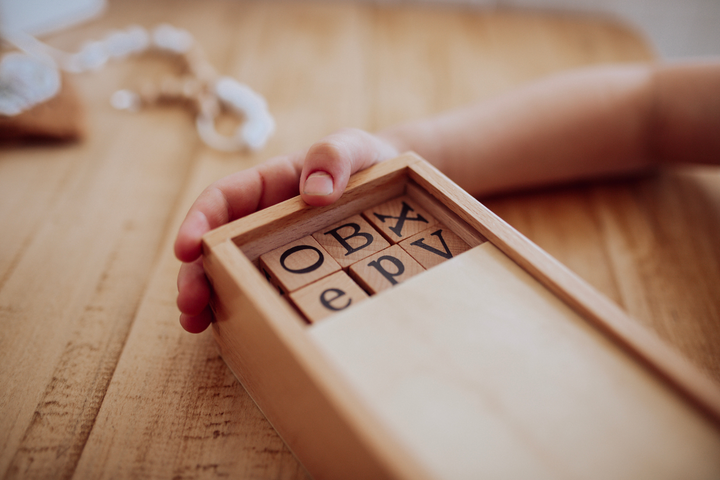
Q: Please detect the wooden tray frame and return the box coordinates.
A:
[202,152,720,480]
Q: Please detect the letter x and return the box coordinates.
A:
[374,201,428,237]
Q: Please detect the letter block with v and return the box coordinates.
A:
[363,196,437,244]
[399,224,471,269]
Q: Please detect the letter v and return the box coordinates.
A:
[409,229,452,259]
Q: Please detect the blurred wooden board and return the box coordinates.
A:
[2,0,718,479]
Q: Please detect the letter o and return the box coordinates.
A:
[279,245,324,274]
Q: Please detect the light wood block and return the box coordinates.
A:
[399,224,472,269]
[363,195,437,244]
[312,214,390,269]
[289,271,369,323]
[348,244,425,295]
[310,243,720,479]
[259,235,341,294]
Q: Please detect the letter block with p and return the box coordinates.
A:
[349,245,425,294]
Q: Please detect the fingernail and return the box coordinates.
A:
[303,171,334,196]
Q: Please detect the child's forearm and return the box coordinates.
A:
[379,61,720,197]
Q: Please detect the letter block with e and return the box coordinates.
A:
[349,245,425,294]
[259,236,341,294]
[312,214,390,269]
[288,271,369,323]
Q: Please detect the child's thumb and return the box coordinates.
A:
[299,128,399,206]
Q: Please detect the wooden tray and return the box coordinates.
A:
[202,153,720,480]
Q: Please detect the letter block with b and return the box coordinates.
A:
[312,214,390,269]
[259,236,341,294]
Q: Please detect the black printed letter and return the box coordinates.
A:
[279,245,324,274]
[366,255,405,285]
[324,223,374,256]
[409,229,452,259]
[319,288,351,311]
[373,201,428,237]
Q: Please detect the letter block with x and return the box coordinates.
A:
[363,196,438,244]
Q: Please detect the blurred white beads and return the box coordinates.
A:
[152,24,194,54]
[0,53,61,116]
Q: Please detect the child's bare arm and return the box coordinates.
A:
[175,59,720,333]
[380,60,720,197]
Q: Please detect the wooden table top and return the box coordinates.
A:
[1,1,718,478]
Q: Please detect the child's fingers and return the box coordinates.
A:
[174,151,305,263]
[299,128,400,206]
[180,307,214,334]
[177,259,210,316]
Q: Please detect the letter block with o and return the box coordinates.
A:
[259,236,341,294]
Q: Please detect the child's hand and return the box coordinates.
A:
[174,128,401,333]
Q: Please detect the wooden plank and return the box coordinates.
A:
[407,158,720,424]
[309,243,720,479]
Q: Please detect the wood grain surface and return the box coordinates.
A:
[2,0,717,479]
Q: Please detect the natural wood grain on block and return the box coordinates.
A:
[259,236,341,293]
[289,271,370,323]
[312,214,391,269]
[399,224,471,269]
[349,245,425,295]
[363,196,437,244]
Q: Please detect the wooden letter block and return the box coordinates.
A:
[399,224,472,269]
[362,195,437,244]
[348,245,425,294]
[289,271,369,323]
[312,214,390,269]
[259,235,340,294]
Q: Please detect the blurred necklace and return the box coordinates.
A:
[0,24,274,152]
